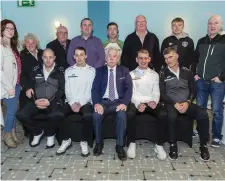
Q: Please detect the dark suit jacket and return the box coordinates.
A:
[92,65,133,106]
[46,39,71,69]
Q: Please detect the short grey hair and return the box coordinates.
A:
[22,33,40,50]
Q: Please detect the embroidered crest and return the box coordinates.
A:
[182,41,188,47]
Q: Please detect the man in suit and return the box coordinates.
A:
[91,47,133,161]
[46,25,71,69]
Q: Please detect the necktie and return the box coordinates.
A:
[62,44,66,50]
[109,69,115,101]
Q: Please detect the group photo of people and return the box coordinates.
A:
[1,13,225,165]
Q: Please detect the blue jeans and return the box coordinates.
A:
[2,84,21,132]
[196,80,225,140]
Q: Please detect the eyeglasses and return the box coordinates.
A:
[5,27,15,32]
[136,21,147,24]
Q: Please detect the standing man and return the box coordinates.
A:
[91,47,133,161]
[161,17,195,70]
[67,18,105,68]
[194,15,225,147]
[56,47,95,156]
[46,25,71,69]
[160,47,210,161]
[121,15,162,72]
[103,22,124,60]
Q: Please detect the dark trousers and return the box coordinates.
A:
[166,103,209,146]
[93,99,127,146]
[58,103,93,142]
[127,103,167,145]
[16,102,64,136]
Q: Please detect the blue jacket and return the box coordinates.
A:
[92,65,133,106]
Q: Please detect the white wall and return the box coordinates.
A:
[110,1,225,47]
[2,1,87,48]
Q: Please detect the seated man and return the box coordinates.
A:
[91,47,132,161]
[56,47,95,156]
[16,48,65,148]
[160,47,210,161]
[127,49,167,160]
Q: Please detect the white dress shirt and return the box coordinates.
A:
[103,66,119,99]
[130,67,160,108]
[43,63,55,81]
[65,64,95,106]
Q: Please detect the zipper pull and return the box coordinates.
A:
[211,45,215,55]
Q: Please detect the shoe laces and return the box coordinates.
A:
[80,141,88,152]
[213,138,220,143]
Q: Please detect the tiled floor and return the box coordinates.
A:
[1,124,225,180]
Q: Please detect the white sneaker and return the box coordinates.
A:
[154,144,167,160]
[56,138,72,155]
[80,141,90,157]
[46,135,55,148]
[127,142,136,159]
[31,130,44,147]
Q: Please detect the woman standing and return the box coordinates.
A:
[20,33,43,109]
[1,19,22,147]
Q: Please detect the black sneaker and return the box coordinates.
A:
[192,132,198,137]
[211,139,221,148]
[200,146,210,161]
[169,143,178,160]
[93,143,104,156]
[115,145,127,161]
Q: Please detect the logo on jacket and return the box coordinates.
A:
[182,41,188,47]
[169,42,173,46]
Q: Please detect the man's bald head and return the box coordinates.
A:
[135,15,147,32]
[57,25,68,33]
[56,25,68,44]
[42,48,56,68]
[43,48,55,56]
[208,15,224,37]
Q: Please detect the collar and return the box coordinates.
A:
[80,35,93,40]
[107,65,117,72]
[28,49,38,55]
[171,32,189,39]
[43,63,55,72]
[136,30,147,37]
[168,66,180,75]
[73,63,88,69]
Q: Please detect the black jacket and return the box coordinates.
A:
[46,39,71,69]
[159,66,196,105]
[121,31,162,72]
[20,49,43,89]
[161,34,195,69]
[25,64,65,104]
[194,34,225,81]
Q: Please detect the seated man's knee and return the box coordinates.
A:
[16,111,29,121]
[116,111,127,120]
[196,108,209,120]
[93,112,103,120]
[49,112,64,120]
